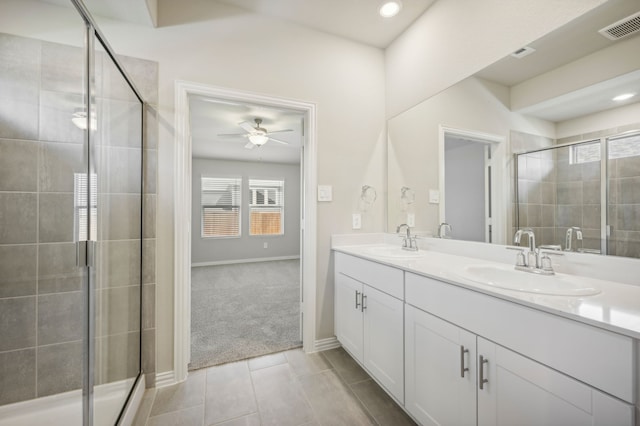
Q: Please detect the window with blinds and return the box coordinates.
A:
[201,176,242,238]
[74,173,97,241]
[249,179,284,236]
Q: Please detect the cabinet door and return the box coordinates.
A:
[335,273,364,361]
[405,305,476,426]
[477,337,633,426]
[362,285,404,402]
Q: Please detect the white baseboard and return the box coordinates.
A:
[314,337,340,352]
[192,255,300,268]
[155,371,178,388]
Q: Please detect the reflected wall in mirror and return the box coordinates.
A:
[386,0,640,259]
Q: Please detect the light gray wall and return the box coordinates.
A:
[444,139,486,242]
[191,158,301,264]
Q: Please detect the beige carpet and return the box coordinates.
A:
[189,259,301,370]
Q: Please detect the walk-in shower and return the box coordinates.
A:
[0,1,146,424]
[515,131,640,258]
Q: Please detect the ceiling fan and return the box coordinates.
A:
[218,118,293,149]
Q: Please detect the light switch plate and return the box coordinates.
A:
[407,213,415,227]
[429,189,440,204]
[318,185,332,202]
[352,213,362,230]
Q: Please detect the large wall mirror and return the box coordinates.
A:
[387,0,640,258]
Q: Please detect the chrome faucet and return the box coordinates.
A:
[511,228,561,275]
[565,227,583,252]
[396,223,418,251]
[438,222,452,239]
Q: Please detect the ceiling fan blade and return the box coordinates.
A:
[266,129,293,134]
[238,121,256,133]
[244,142,256,149]
[217,132,246,137]
[268,136,289,145]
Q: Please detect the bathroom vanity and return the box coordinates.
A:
[333,235,640,426]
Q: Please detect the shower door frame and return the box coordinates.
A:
[70,0,147,424]
[513,137,609,255]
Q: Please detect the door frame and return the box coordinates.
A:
[438,125,506,245]
[173,81,317,382]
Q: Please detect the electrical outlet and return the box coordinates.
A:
[352,213,362,230]
[263,242,268,249]
[407,213,415,227]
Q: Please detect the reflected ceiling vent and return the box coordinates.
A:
[510,46,536,59]
[599,11,640,40]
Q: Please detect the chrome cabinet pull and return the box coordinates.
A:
[460,346,469,378]
[361,294,367,312]
[479,355,489,390]
[355,290,361,309]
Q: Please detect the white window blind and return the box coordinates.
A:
[201,176,241,238]
[249,179,284,236]
[74,173,97,241]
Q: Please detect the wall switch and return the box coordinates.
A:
[263,242,268,249]
[352,213,362,230]
[407,213,415,227]
[318,185,333,202]
[429,189,440,204]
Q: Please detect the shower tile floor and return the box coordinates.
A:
[133,347,416,426]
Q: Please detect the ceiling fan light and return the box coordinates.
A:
[249,134,269,146]
[379,1,402,18]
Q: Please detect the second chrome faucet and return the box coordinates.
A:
[512,228,562,275]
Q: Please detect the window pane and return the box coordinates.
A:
[201,176,241,237]
[249,179,284,235]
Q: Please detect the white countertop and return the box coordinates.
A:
[332,238,640,340]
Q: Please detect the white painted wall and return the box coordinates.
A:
[385,0,608,118]
[191,158,301,264]
[387,77,555,238]
[557,102,640,139]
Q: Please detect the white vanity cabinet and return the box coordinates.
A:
[406,304,634,426]
[334,253,404,403]
[405,272,635,426]
[405,305,476,426]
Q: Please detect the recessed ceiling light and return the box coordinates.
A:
[612,93,636,101]
[379,1,402,18]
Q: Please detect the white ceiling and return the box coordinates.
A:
[214,0,437,48]
[476,0,640,122]
[189,96,304,164]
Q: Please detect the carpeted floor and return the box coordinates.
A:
[189,259,301,370]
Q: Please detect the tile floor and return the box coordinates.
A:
[133,347,416,426]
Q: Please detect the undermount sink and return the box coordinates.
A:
[455,264,601,296]
[364,246,425,259]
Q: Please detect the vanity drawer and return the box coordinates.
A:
[405,272,635,403]
[335,252,403,299]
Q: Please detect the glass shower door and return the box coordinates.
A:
[92,37,143,425]
[0,15,89,426]
[607,132,640,258]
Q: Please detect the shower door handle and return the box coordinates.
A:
[75,241,96,268]
[76,241,87,267]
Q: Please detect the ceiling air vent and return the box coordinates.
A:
[510,46,536,59]
[599,11,640,40]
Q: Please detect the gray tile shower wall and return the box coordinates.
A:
[558,125,640,258]
[511,130,556,246]
[0,32,158,406]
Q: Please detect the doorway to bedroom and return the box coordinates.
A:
[188,95,304,369]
